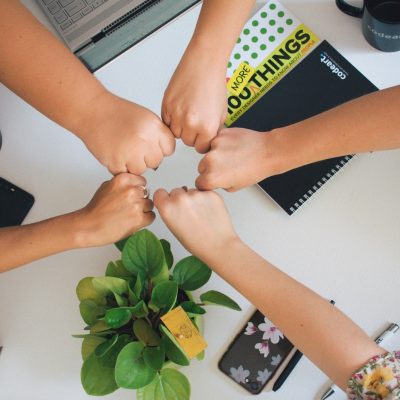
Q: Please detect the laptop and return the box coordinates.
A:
[35,0,201,71]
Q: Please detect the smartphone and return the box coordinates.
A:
[218,309,296,395]
[0,177,35,227]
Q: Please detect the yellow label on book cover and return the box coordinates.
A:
[225,25,319,126]
[161,306,207,358]
[227,62,256,95]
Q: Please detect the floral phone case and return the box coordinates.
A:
[218,309,294,394]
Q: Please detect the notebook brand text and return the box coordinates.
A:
[320,52,348,80]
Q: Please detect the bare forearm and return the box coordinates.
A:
[202,239,383,390]
[0,213,83,272]
[0,1,106,136]
[274,85,400,173]
[189,0,255,64]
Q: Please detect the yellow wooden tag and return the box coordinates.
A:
[160,306,207,358]
[227,62,256,95]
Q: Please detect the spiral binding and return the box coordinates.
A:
[288,155,354,214]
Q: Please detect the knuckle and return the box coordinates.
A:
[131,203,142,215]
[181,134,195,147]
[158,201,171,217]
[184,111,199,126]
[205,171,220,187]
[114,173,130,187]
[126,187,140,201]
[178,195,191,207]
[201,122,219,138]
[164,140,176,156]
[205,153,218,167]
[133,175,146,186]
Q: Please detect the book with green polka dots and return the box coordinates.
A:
[225,1,320,126]
[226,1,301,79]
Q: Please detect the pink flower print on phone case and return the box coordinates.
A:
[230,365,250,383]
[259,319,284,343]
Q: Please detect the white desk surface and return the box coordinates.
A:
[1,1,400,399]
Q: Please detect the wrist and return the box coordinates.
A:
[263,126,311,175]
[200,235,244,267]
[59,210,96,249]
[72,88,114,143]
[185,38,230,72]
[41,212,90,251]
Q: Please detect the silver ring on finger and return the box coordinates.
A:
[138,185,150,199]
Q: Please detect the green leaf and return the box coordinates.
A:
[90,320,113,334]
[150,281,178,312]
[115,237,129,252]
[115,342,157,389]
[128,282,139,305]
[151,263,169,285]
[73,332,115,339]
[180,301,206,315]
[148,302,159,313]
[82,336,106,361]
[92,276,128,296]
[81,335,132,395]
[122,229,165,278]
[172,256,212,291]
[196,350,205,361]
[143,346,165,371]
[133,319,161,346]
[131,300,149,318]
[160,239,173,269]
[129,272,145,305]
[200,290,241,311]
[79,299,107,325]
[98,334,132,367]
[104,308,132,329]
[81,353,117,396]
[114,293,128,307]
[160,325,190,366]
[136,369,190,400]
[106,260,134,279]
[76,277,107,305]
[95,334,119,358]
[92,276,129,307]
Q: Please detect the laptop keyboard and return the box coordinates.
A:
[40,0,110,31]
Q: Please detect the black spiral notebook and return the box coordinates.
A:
[231,40,378,215]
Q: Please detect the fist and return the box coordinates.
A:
[162,45,227,154]
[78,173,155,247]
[79,93,175,175]
[196,128,277,192]
[154,188,237,259]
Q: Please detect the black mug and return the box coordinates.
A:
[336,0,400,52]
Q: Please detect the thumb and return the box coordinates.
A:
[159,125,176,156]
[195,173,217,191]
[153,188,170,210]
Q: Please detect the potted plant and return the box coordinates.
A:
[74,229,241,399]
